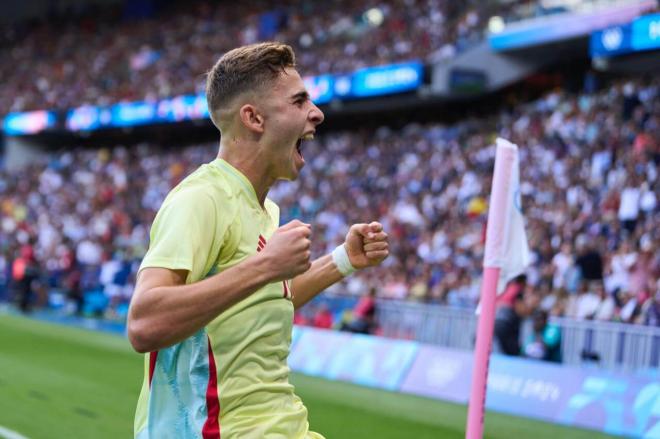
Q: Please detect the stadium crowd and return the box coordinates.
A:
[0,0,497,113]
[1,74,658,327]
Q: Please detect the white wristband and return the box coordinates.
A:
[332,244,357,277]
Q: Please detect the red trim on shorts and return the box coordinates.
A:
[202,338,221,439]
[148,351,158,388]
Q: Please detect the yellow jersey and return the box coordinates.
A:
[134,158,324,439]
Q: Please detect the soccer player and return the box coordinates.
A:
[127,42,390,439]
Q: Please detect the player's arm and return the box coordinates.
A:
[291,222,388,309]
[128,220,311,353]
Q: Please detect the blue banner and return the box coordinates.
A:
[3,111,57,135]
[289,327,419,390]
[110,101,156,127]
[631,13,660,51]
[346,62,423,98]
[289,326,660,438]
[9,61,425,135]
[66,106,106,131]
[66,95,210,131]
[490,1,654,52]
[155,94,209,122]
[590,24,633,57]
[591,13,660,57]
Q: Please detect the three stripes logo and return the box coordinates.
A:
[256,234,292,300]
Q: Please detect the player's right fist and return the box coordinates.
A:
[258,220,312,282]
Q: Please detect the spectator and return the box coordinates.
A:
[312,303,334,329]
[574,281,601,320]
[522,310,561,362]
[345,287,378,334]
[494,275,539,356]
[551,242,573,291]
[606,240,636,294]
[575,236,603,282]
[11,245,40,313]
[618,178,641,234]
[593,282,616,321]
[617,290,642,324]
[641,282,660,327]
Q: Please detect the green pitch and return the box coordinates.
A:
[0,314,613,439]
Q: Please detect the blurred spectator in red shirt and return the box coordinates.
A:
[312,303,334,329]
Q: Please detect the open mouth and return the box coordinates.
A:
[296,132,314,159]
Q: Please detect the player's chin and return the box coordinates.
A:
[279,164,302,181]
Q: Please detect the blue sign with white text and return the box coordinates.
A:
[590,24,633,57]
[3,111,57,135]
[632,13,660,50]
[350,62,423,98]
[7,61,425,135]
[591,13,660,57]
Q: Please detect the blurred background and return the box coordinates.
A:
[0,0,658,438]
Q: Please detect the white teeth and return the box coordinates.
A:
[301,133,314,141]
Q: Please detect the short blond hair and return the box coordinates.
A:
[206,42,296,128]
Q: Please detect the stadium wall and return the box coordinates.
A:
[4,137,46,169]
[289,326,660,438]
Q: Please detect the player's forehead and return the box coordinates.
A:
[272,67,306,97]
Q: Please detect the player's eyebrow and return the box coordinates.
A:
[290,90,310,102]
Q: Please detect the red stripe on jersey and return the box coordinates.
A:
[257,235,266,252]
[148,351,158,388]
[202,338,221,439]
[256,234,291,299]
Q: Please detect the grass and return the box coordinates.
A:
[0,314,614,439]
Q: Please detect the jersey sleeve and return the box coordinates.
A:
[140,186,228,283]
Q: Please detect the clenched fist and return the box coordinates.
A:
[344,222,389,269]
[258,220,312,282]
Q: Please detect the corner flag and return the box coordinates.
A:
[466,138,530,439]
[491,138,530,293]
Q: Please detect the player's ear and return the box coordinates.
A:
[238,103,265,134]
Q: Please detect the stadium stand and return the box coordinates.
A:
[0,0,497,112]
[1,76,657,327]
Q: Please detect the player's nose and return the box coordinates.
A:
[309,102,324,126]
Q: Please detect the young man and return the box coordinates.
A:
[127,42,389,438]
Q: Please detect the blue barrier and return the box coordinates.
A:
[290,326,660,437]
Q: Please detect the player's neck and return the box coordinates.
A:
[218,142,272,207]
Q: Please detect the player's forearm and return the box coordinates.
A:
[128,256,273,352]
[291,253,344,309]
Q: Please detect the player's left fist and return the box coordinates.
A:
[344,221,389,270]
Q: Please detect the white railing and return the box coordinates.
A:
[374,300,660,371]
